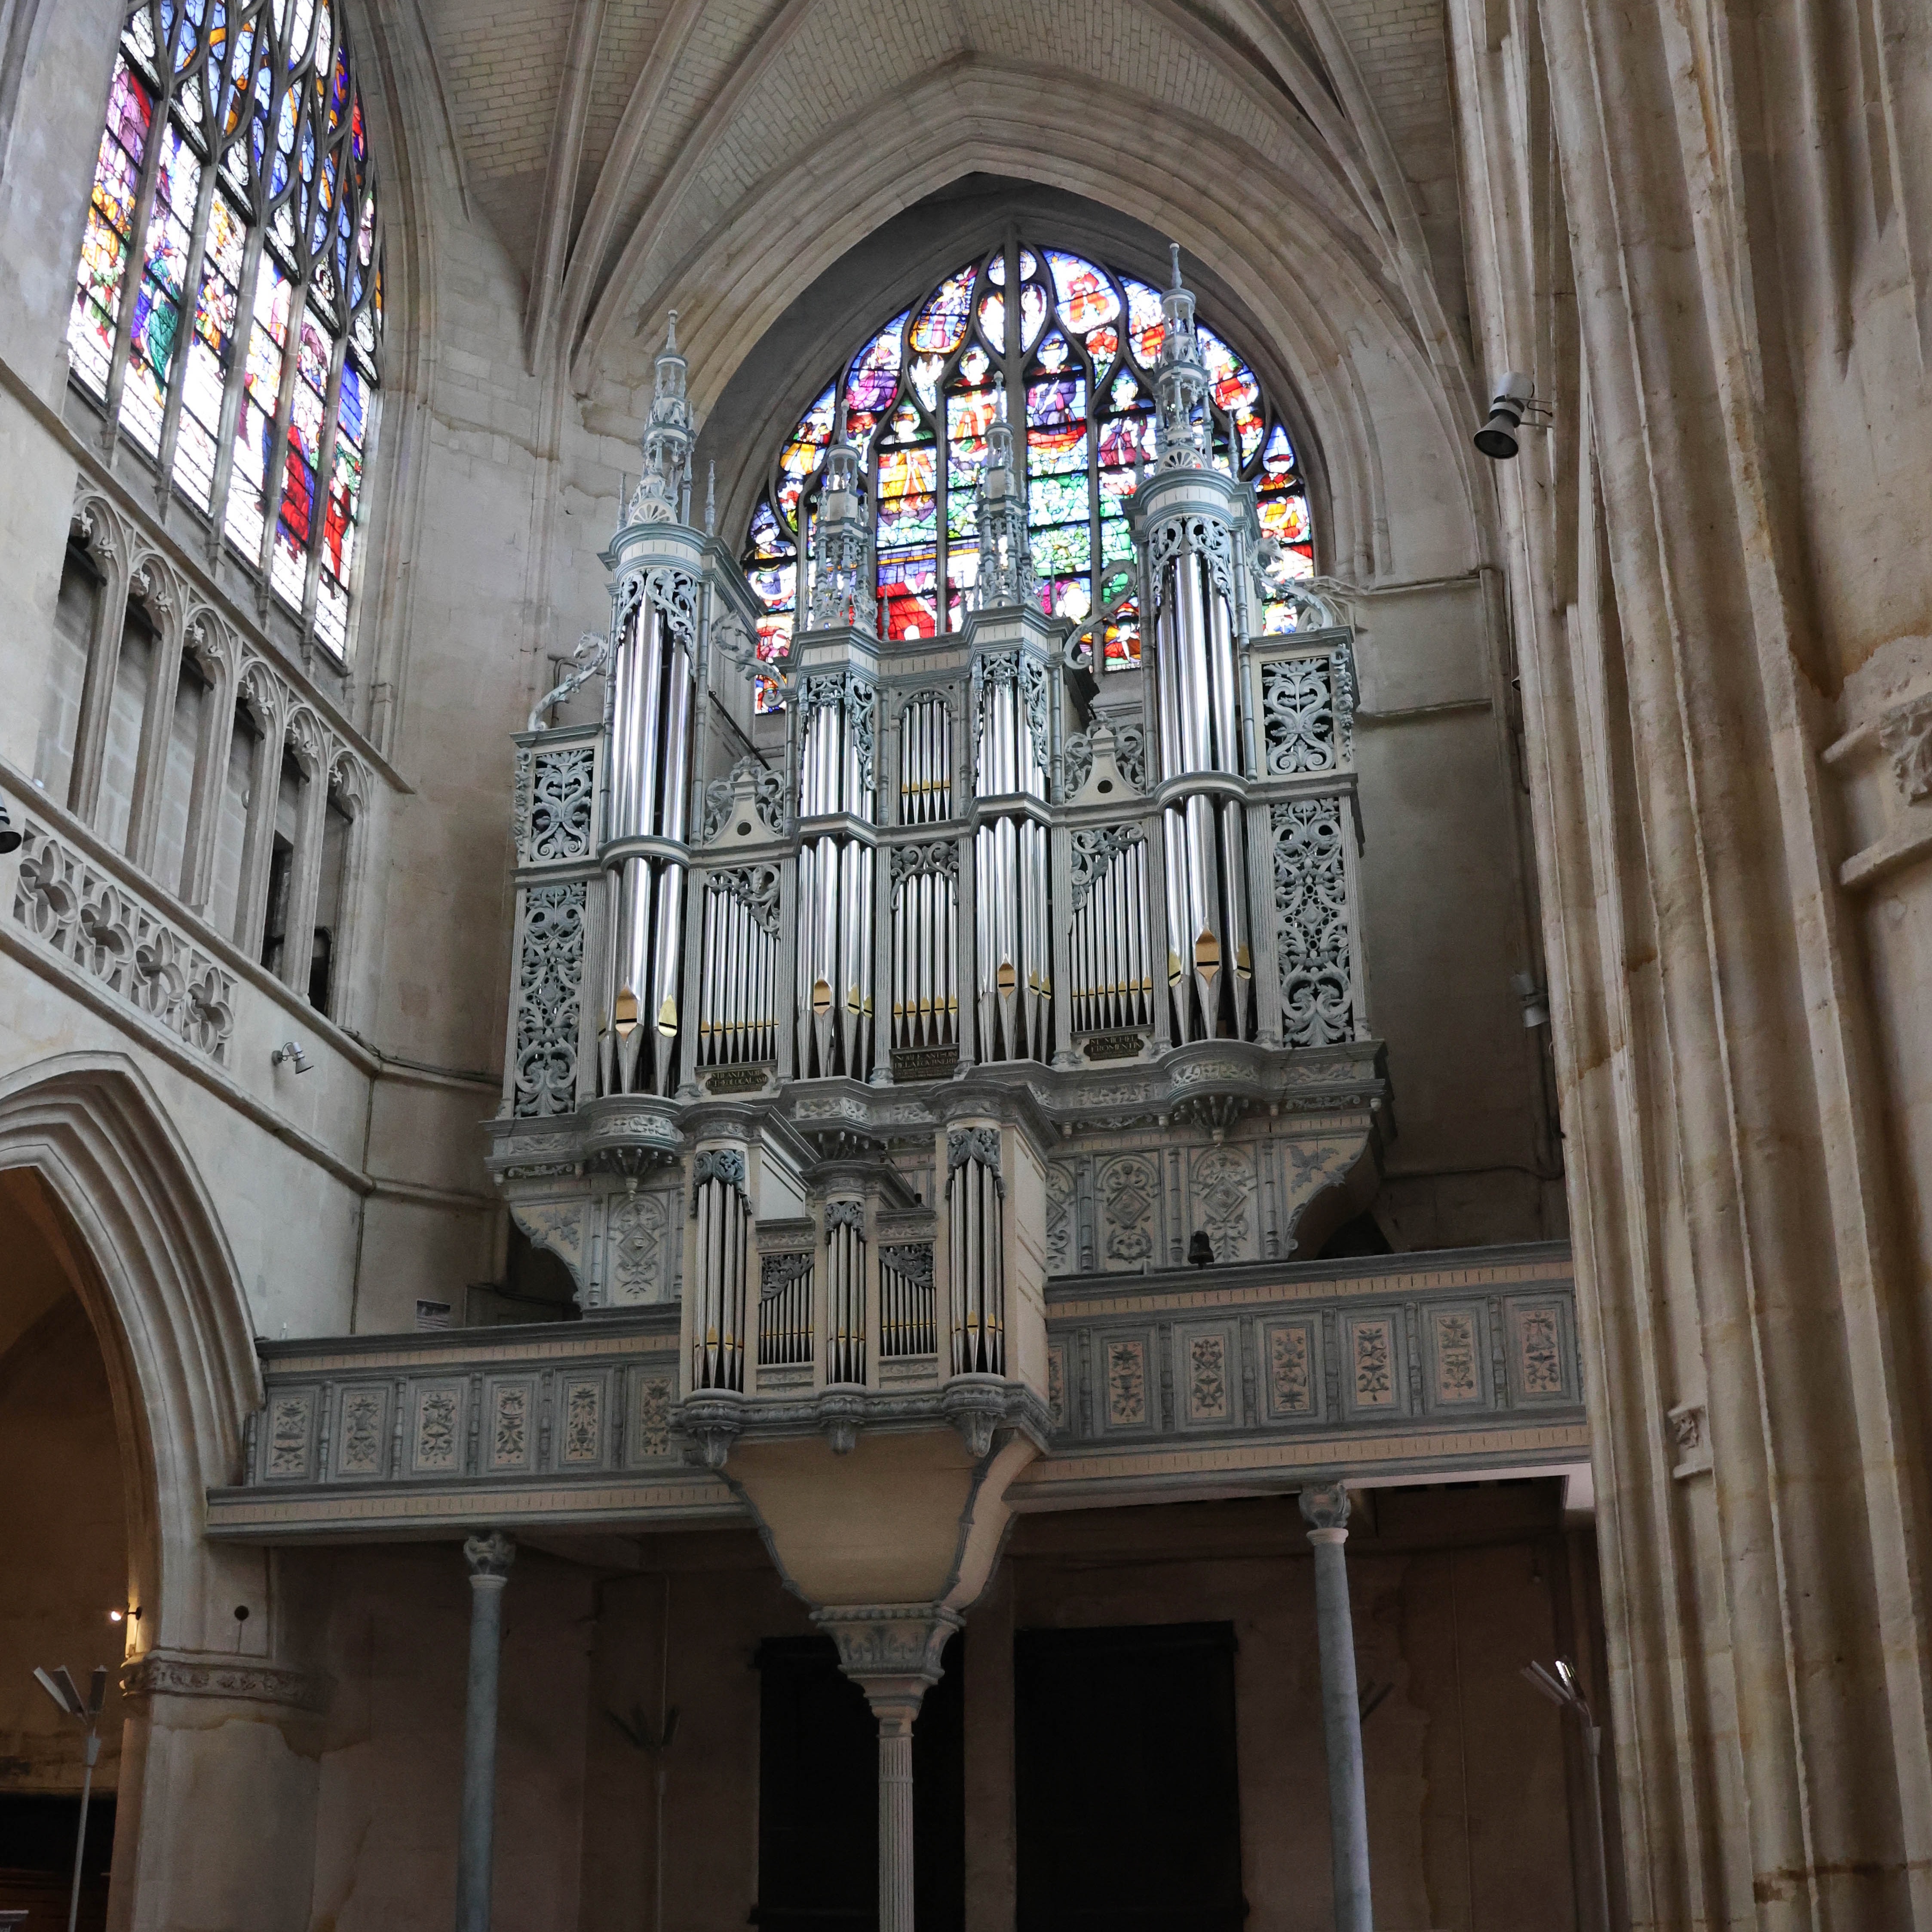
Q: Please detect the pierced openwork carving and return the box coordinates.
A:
[617,566,698,650]
[524,745,596,863]
[947,1126,1003,1176]
[1272,797,1354,1047]
[1261,657,1342,774]
[890,840,958,885]
[702,756,788,842]
[1148,514,1240,621]
[976,652,1050,782]
[692,1148,748,1199]
[1069,826,1145,913]
[710,864,782,938]
[12,822,236,1064]
[1061,721,1147,798]
[512,882,586,1117]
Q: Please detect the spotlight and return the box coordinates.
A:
[1511,970,1551,1030]
[0,794,21,857]
[1473,371,1551,460]
[271,1040,313,1074]
[107,1611,123,1625]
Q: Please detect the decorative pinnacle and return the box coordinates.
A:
[665,308,678,350]
[626,310,696,526]
[1153,240,1208,471]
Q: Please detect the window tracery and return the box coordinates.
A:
[69,0,385,660]
[741,240,1311,700]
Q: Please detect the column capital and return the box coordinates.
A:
[463,1530,516,1582]
[813,1601,963,1721]
[1298,1480,1352,1535]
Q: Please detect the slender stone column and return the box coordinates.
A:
[1300,1481,1371,1932]
[813,1603,963,1932]
[456,1531,515,1932]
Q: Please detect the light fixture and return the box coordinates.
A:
[1473,371,1553,460]
[1522,1657,1612,1932]
[34,1663,108,1932]
[0,793,21,856]
[1510,970,1551,1030]
[1188,1230,1214,1269]
[271,1040,313,1073]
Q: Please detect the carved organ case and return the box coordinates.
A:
[491,270,1387,1471]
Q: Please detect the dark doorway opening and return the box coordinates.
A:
[754,1631,964,1931]
[0,1793,115,1932]
[1015,1621,1246,1932]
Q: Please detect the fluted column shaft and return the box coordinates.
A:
[813,1602,962,1932]
[874,1699,918,1932]
[1301,1483,1371,1932]
[457,1531,515,1932]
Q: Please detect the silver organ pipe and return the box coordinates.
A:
[891,850,958,1053]
[899,693,952,823]
[696,870,779,1065]
[972,655,1052,1063]
[758,1254,813,1368]
[947,1135,1005,1377]
[693,1160,750,1391]
[1070,833,1153,1036]
[794,676,876,1080]
[825,1202,867,1385]
[607,588,699,1095]
[878,1242,935,1358]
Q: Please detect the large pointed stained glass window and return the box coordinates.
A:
[742,242,1311,676]
[67,0,385,661]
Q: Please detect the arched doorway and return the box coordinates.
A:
[0,1167,130,1929]
[0,1054,291,1932]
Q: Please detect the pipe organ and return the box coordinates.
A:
[493,265,1383,1473]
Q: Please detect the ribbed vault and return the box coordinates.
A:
[408,0,1484,582]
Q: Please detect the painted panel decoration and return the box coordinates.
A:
[336,1385,387,1476]
[489,1380,534,1472]
[1430,1309,1484,1406]
[1263,1320,1318,1419]
[1346,1315,1399,1412]
[1510,1299,1573,1401]
[413,1384,463,1473]
[1182,1327,1234,1426]
[1104,1334,1150,1429]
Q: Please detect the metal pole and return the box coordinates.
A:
[1300,1482,1372,1932]
[456,1531,515,1932]
[1579,1717,1611,1932]
[66,1728,98,1932]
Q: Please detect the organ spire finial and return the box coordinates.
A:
[626,309,696,526]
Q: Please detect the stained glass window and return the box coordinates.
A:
[67,0,385,660]
[744,242,1310,673]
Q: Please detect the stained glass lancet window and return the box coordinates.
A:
[69,0,385,659]
[742,242,1312,679]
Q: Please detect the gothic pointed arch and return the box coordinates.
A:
[0,1052,261,1653]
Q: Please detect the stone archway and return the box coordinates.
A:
[0,1054,324,1932]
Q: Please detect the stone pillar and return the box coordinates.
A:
[1300,1481,1371,1932]
[814,1603,963,1932]
[456,1531,515,1932]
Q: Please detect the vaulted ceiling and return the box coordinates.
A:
[411,0,1472,409]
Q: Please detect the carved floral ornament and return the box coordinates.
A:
[615,564,699,650]
[12,820,237,1064]
[1879,692,1932,803]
